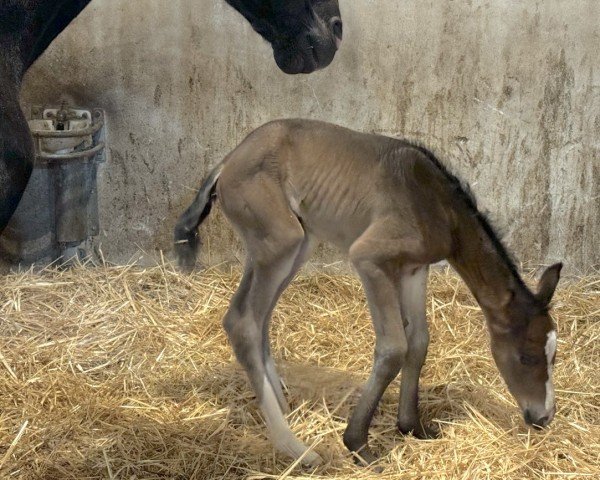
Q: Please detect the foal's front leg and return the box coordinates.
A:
[396,266,437,439]
[343,253,408,466]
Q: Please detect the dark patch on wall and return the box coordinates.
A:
[154,84,162,107]
[161,175,172,210]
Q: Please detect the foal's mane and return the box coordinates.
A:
[399,140,531,294]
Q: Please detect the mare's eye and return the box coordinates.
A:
[519,354,540,366]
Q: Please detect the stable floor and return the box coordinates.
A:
[0,265,598,479]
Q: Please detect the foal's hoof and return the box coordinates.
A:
[177,259,196,274]
[350,447,382,472]
[174,246,197,273]
[300,450,323,469]
[397,421,439,440]
[277,436,324,470]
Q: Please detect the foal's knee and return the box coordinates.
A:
[375,341,408,381]
[223,309,258,340]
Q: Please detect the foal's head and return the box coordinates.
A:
[488,263,562,428]
[226,0,342,74]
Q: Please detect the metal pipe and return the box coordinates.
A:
[31,120,104,138]
[37,142,105,162]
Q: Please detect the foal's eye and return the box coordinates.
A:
[519,354,540,366]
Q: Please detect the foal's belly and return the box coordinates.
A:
[304,213,368,252]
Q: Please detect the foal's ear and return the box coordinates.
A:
[536,263,563,306]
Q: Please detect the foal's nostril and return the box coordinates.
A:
[524,410,550,429]
[329,16,343,41]
[537,415,550,427]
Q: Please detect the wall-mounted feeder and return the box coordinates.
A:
[0,104,106,267]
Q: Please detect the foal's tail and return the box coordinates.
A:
[173,163,223,270]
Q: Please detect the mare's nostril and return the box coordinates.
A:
[329,16,343,40]
[537,415,550,427]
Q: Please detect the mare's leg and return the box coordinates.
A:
[220,174,320,466]
[343,221,410,466]
[0,77,34,232]
[396,266,437,438]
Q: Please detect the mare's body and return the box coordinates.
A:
[0,0,342,235]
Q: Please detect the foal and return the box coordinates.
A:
[174,119,561,467]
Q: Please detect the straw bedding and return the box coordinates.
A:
[0,263,598,479]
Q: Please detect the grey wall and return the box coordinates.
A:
[20,0,599,272]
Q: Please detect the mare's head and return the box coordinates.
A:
[225,0,342,74]
[488,263,562,428]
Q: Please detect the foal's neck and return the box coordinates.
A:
[448,211,534,323]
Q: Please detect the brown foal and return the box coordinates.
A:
[174,119,561,467]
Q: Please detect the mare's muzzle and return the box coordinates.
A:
[273,16,341,74]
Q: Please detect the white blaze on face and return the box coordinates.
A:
[544,330,557,411]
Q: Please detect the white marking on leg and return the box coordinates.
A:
[264,357,290,413]
[259,374,323,466]
[260,374,290,440]
[544,330,557,411]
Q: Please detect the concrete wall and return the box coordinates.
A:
[20,0,599,273]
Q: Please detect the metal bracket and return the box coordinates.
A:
[30,106,107,164]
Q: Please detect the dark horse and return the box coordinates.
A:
[0,0,343,236]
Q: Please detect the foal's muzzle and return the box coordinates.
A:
[524,406,556,429]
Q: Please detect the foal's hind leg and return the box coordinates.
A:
[261,235,313,414]
[227,262,290,413]
[220,176,320,466]
[224,237,320,466]
[396,266,437,439]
